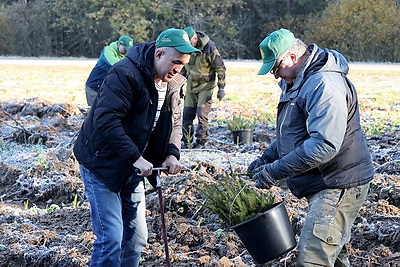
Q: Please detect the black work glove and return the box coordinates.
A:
[247,157,266,177]
[217,89,225,101]
[253,165,277,189]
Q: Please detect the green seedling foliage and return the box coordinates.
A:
[227,116,255,131]
[72,194,81,208]
[214,228,225,238]
[23,200,29,211]
[197,174,275,226]
[197,217,204,227]
[47,204,61,214]
[32,153,48,168]
[0,139,12,152]
[183,125,193,149]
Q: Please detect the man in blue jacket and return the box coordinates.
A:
[248,29,374,266]
[73,29,199,266]
[85,35,134,106]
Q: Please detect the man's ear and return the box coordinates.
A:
[289,53,297,63]
[155,49,164,60]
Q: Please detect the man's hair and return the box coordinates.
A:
[278,39,307,61]
[155,46,177,57]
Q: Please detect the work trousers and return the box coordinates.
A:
[182,88,213,145]
[296,182,370,266]
[85,85,98,107]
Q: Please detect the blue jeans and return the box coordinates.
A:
[80,165,148,267]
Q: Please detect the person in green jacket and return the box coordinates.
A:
[85,35,134,106]
[181,27,226,148]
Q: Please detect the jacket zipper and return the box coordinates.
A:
[279,101,291,136]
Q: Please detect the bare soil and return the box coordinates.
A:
[0,98,399,266]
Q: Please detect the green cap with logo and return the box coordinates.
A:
[258,28,296,75]
[118,35,134,51]
[156,28,200,54]
[183,26,196,39]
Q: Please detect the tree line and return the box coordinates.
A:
[0,0,399,62]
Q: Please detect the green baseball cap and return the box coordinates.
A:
[118,35,134,51]
[258,29,296,75]
[156,28,200,54]
[183,26,195,39]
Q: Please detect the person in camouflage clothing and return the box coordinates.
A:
[181,27,226,148]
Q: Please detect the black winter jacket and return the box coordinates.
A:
[73,42,184,192]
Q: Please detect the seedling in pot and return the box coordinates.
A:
[197,173,275,226]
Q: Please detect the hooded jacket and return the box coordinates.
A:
[262,44,374,198]
[74,42,185,192]
[181,31,226,93]
[86,41,126,90]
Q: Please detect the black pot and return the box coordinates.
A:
[232,201,296,264]
[231,129,253,145]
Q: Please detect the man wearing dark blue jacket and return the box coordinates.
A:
[73,29,199,266]
[85,35,134,106]
[248,29,374,266]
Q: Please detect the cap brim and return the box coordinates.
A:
[174,45,201,54]
[257,61,275,75]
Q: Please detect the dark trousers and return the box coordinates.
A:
[182,98,212,146]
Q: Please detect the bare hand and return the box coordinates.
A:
[162,155,182,175]
[133,156,153,177]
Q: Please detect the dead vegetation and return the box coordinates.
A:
[0,98,399,266]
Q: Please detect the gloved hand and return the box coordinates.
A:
[253,165,277,189]
[201,76,211,82]
[217,89,225,100]
[247,157,266,177]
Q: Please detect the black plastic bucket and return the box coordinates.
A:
[232,201,296,264]
[231,129,253,145]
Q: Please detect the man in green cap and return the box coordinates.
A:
[181,26,226,148]
[248,28,374,266]
[85,35,134,106]
[74,28,199,266]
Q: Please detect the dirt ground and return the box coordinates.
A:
[0,98,399,266]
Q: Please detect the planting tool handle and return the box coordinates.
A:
[155,168,171,267]
[156,175,161,188]
[153,166,169,178]
[133,166,169,176]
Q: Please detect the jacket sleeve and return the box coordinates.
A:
[93,65,142,163]
[268,75,348,180]
[166,75,185,159]
[210,48,226,89]
[166,90,182,159]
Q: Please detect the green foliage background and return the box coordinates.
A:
[0,0,399,61]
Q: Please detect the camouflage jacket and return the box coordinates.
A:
[181,31,226,92]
